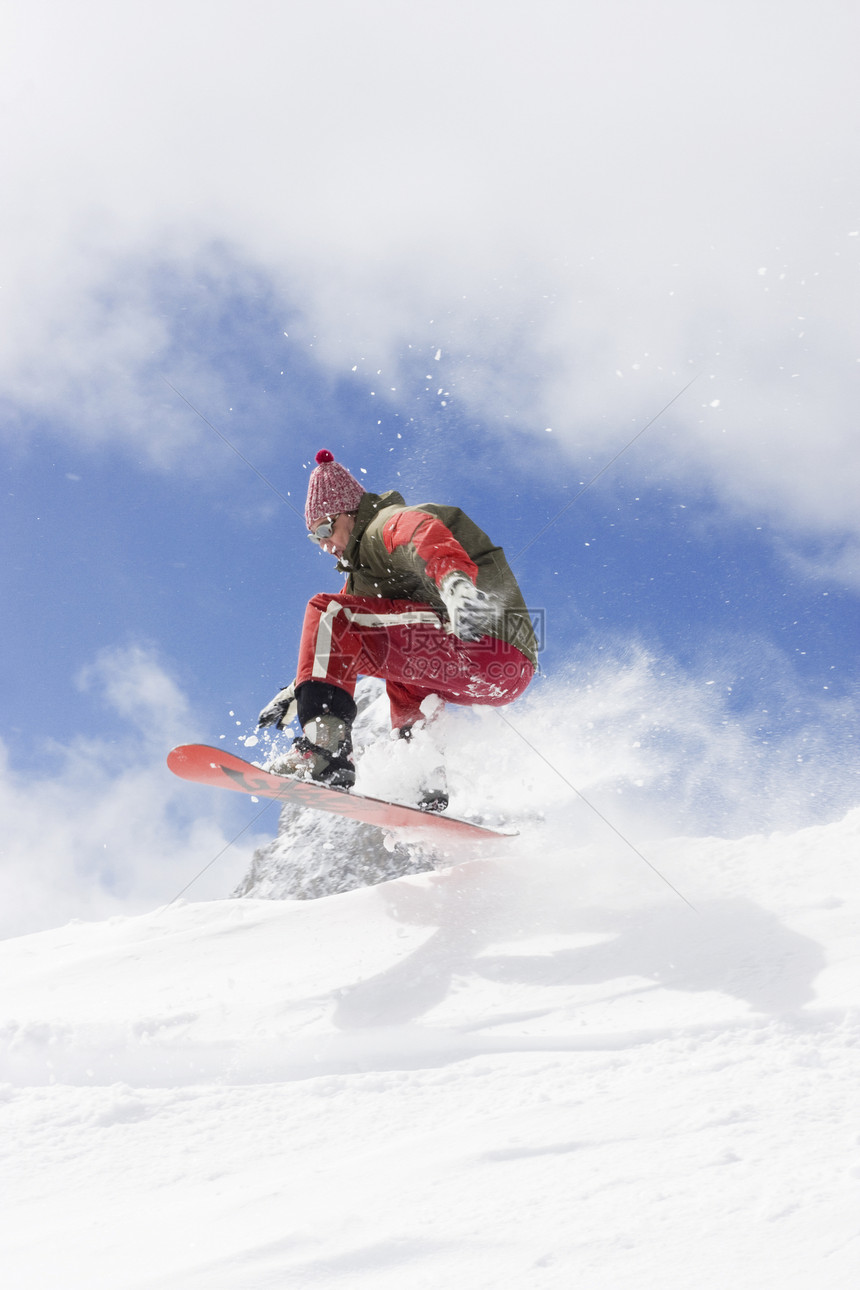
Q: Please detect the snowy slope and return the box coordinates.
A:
[3,807,859,1289]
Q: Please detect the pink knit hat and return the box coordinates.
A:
[304,449,366,527]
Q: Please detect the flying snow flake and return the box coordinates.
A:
[434,349,442,361]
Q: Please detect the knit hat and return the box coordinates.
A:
[304,449,366,527]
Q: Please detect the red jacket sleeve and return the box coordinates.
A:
[381,510,479,588]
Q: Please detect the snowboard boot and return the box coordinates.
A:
[417,766,449,813]
[398,723,449,812]
[270,713,356,789]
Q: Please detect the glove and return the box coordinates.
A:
[439,572,497,642]
[258,681,299,729]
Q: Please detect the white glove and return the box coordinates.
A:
[258,680,298,729]
[439,573,497,642]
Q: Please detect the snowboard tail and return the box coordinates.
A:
[167,744,516,842]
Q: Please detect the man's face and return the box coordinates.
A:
[310,512,355,560]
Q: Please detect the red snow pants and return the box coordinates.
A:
[295,592,534,729]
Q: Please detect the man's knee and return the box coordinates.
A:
[295,680,357,726]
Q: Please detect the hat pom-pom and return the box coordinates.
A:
[315,449,335,465]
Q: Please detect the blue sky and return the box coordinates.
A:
[2,0,859,935]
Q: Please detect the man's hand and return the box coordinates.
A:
[440,573,498,642]
[258,681,299,729]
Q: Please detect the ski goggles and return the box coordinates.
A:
[307,516,337,545]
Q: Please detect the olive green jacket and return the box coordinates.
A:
[337,490,538,667]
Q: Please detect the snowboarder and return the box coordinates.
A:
[257,450,538,807]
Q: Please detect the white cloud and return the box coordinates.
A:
[76,644,192,740]
[2,0,859,561]
[0,646,270,940]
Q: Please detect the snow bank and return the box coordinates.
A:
[2,806,859,1288]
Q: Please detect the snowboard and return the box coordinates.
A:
[167,744,517,842]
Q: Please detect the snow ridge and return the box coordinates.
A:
[3,806,860,1287]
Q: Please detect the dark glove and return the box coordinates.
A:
[439,573,498,643]
[258,681,299,729]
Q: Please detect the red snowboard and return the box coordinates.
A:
[167,744,517,843]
